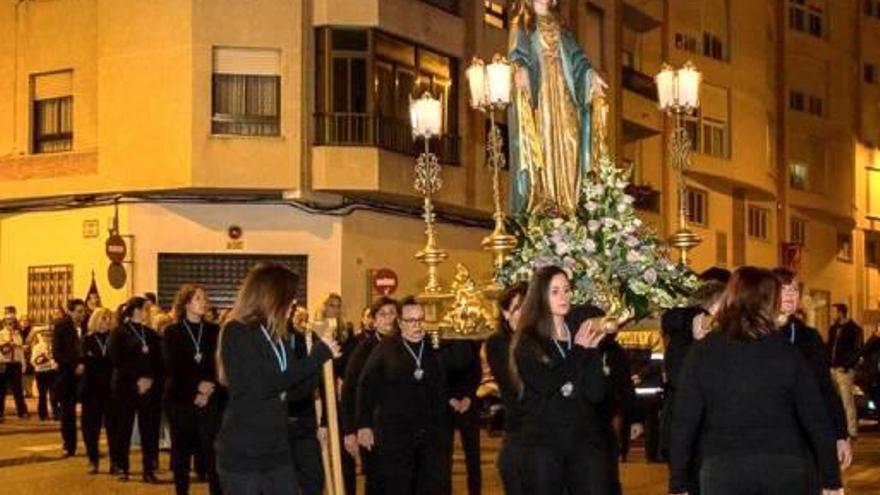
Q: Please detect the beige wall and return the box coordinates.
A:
[340,208,491,323]
[0,206,132,314]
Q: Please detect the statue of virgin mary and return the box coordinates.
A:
[508,0,606,216]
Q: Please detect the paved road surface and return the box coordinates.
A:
[0,400,877,494]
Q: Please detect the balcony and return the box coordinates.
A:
[622,66,662,142]
[622,0,664,33]
[314,113,460,165]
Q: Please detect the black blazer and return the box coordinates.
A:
[107,322,163,399]
[162,320,221,405]
[79,333,112,399]
[52,316,81,370]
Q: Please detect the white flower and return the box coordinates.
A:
[633,218,643,228]
[623,195,635,204]
[626,250,640,263]
[555,241,571,256]
[603,217,615,228]
[586,201,599,212]
[643,268,658,284]
[552,218,564,228]
[626,236,640,248]
[588,220,601,232]
[616,203,627,213]
[585,239,597,253]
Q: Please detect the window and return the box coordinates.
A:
[866,0,880,18]
[716,231,728,267]
[484,0,507,29]
[790,160,808,190]
[674,33,699,54]
[212,47,281,136]
[789,0,825,38]
[32,71,73,154]
[790,217,807,245]
[837,232,853,262]
[692,83,730,158]
[789,91,805,111]
[866,234,880,266]
[702,32,724,61]
[686,188,708,226]
[315,28,460,164]
[866,64,878,84]
[27,265,73,325]
[748,206,770,240]
[808,95,823,117]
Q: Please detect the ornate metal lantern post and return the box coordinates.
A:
[655,61,702,265]
[466,55,518,285]
[410,92,448,294]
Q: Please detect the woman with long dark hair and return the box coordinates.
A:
[511,266,607,495]
[669,267,842,495]
[163,284,223,495]
[485,282,528,495]
[80,307,114,474]
[107,296,164,483]
[215,263,339,494]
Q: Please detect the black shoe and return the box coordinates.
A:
[109,465,120,475]
[87,462,99,475]
[118,472,129,482]
[63,450,75,458]
[142,472,158,484]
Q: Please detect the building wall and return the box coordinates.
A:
[340,208,491,323]
[0,206,132,314]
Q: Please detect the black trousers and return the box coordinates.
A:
[362,446,382,495]
[35,371,59,420]
[443,409,482,495]
[109,392,161,474]
[497,433,526,495]
[523,441,609,495]
[166,401,221,495]
[377,429,445,495]
[700,454,810,495]
[287,423,324,495]
[218,463,297,495]
[603,428,622,495]
[55,367,79,455]
[0,363,29,417]
[81,391,111,465]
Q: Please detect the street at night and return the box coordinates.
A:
[0,398,878,495]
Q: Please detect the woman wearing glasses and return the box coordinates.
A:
[356,296,447,495]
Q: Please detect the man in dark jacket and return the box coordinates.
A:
[773,268,851,491]
[827,302,863,440]
[52,298,87,456]
[439,339,483,495]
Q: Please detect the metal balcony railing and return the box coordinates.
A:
[622,66,659,102]
[314,113,461,165]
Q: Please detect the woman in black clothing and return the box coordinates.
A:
[215,263,339,495]
[356,296,447,495]
[511,266,607,495]
[108,296,164,483]
[485,282,528,495]
[163,284,223,495]
[80,307,114,474]
[669,267,842,495]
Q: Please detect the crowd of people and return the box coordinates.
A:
[0,261,879,494]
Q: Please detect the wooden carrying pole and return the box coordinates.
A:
[312,318,346,495]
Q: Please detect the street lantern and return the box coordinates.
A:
[467,56,511,110]
[466,58,488,108]
[410,92,442,139]
[655,61,701,114]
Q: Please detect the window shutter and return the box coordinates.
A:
[33,71,73,100]
[213,47,281,76]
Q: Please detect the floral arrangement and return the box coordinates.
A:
[499,155,701,320]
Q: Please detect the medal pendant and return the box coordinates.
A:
[560,381,574,398]
[279,391,287,401]
[413,368,424,381]
[194,352,203,363]
[141,345,149,354]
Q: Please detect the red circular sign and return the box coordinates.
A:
[105,235,127,263]
[372,268,399,295]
